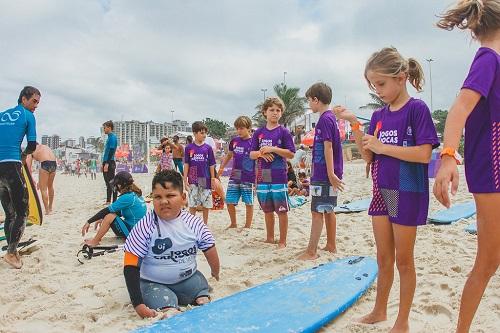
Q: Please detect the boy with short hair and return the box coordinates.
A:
[184,121,216,224]
[218,116,255,228]
[299,82,344,260]
[102,120,118,204]
[250,97,295,248]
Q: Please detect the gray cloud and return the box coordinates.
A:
[0,0,481,138]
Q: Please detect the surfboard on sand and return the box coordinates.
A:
[132,256,378,333]
[334,198,371,213]
[427,201,476,224]
[22,163,43,225]
[0,238,40,256]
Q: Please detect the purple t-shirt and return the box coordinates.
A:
[228,136,255,184]
[251,125,296,184]
[311,111,344,182]
[368,98,439,226]
[462,47,500,193]
[184,143,216,189]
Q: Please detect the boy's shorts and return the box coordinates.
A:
[225,180,254,205]
[310,181,338,213]
[256,183,289,214]
[188,184,213,209]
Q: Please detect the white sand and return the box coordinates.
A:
[0,162,498,333]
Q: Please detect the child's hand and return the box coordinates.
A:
[81,222,90,236]
[259,146,274,155]
[333,105,357,123]
[211,271,220,281]
[362,135,385,154]
[328,173,345,192]
[260,153,274,162]
[433,157,459,208]
[135,304,157,318]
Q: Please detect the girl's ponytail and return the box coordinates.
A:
[437,0,500,40]
[407,58,425,92]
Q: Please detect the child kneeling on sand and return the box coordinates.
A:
[81,171,146,247]
[123,170,220,318]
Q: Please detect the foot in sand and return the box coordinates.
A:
[226,224,237,229]
[322,244,337,253]
[263,239,276,244]
[4,253,23,269]
[389,323,409,333]
[298,251,319,260]
[355,311,387,324]
[277,242,287,249]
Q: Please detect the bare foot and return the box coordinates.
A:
[355,311,387,324]
[226,224,237,229]
[277,243,287,249]
[389,323,409,333]
[243,224,252,228]
[4,253,23,269]
[263,239,276,244]
[322,244,337,253]
[195,296,210,305]
[160,308,181,319]
[84,239,100,247]
[298,251,319,260]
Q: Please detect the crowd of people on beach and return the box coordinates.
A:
[1,1,499,332]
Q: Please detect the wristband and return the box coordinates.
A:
[350,122,361,131]
[440,147,463,165]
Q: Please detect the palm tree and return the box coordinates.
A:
[359,93,386,111]
[253,84,307,127]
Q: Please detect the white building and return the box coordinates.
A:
[110,120,191,146]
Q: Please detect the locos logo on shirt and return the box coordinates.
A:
[379,129,398,144]
[0,110,21,123]
[192,153,206,162]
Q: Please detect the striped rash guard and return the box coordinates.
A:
[124,210,215,284]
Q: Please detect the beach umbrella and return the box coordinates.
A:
[301,129,315,146]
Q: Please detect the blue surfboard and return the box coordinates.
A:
[334,198,372,214]
[428,201,476,224]
[465,222,477,235]
[132,256,377,333]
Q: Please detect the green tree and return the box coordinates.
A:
[253,84,307,127]
[359,93,386,110]
[204,118,229,139]
[432,109,448,139]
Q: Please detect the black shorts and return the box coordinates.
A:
[41,160,57,173]
[310,181,338,213]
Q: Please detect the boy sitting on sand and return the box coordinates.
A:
[123,170,220,318]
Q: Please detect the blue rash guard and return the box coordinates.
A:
[0,105,36,163]
[103,132,117,163]
[109,192,147,230]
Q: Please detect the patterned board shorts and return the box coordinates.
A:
[188,184,213,209]
[310,181,338,213]
[225,180,254,205]
[256,183,289,214]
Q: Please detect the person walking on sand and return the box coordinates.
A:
[26,143,56,215]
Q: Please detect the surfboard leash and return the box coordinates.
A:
[77,244,124,264]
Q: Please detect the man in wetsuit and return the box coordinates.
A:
[0,86,40,269]
[102,120,117,204]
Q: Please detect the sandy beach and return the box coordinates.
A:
[0,161,498,333]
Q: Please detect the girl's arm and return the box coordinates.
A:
[434,89,481,207]
[333,106,373,163]
[366,141,433,164]
[203,246,220,281]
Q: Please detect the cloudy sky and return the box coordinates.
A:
[0,0,480,139]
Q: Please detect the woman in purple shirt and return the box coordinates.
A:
[434,2,500,332]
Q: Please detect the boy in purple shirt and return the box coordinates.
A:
[336,47,438,332]
[299,82,344,260]
[184,121,216,224]
[434,4,500,332]
[250,97,295,248]
[218,116,255,228]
